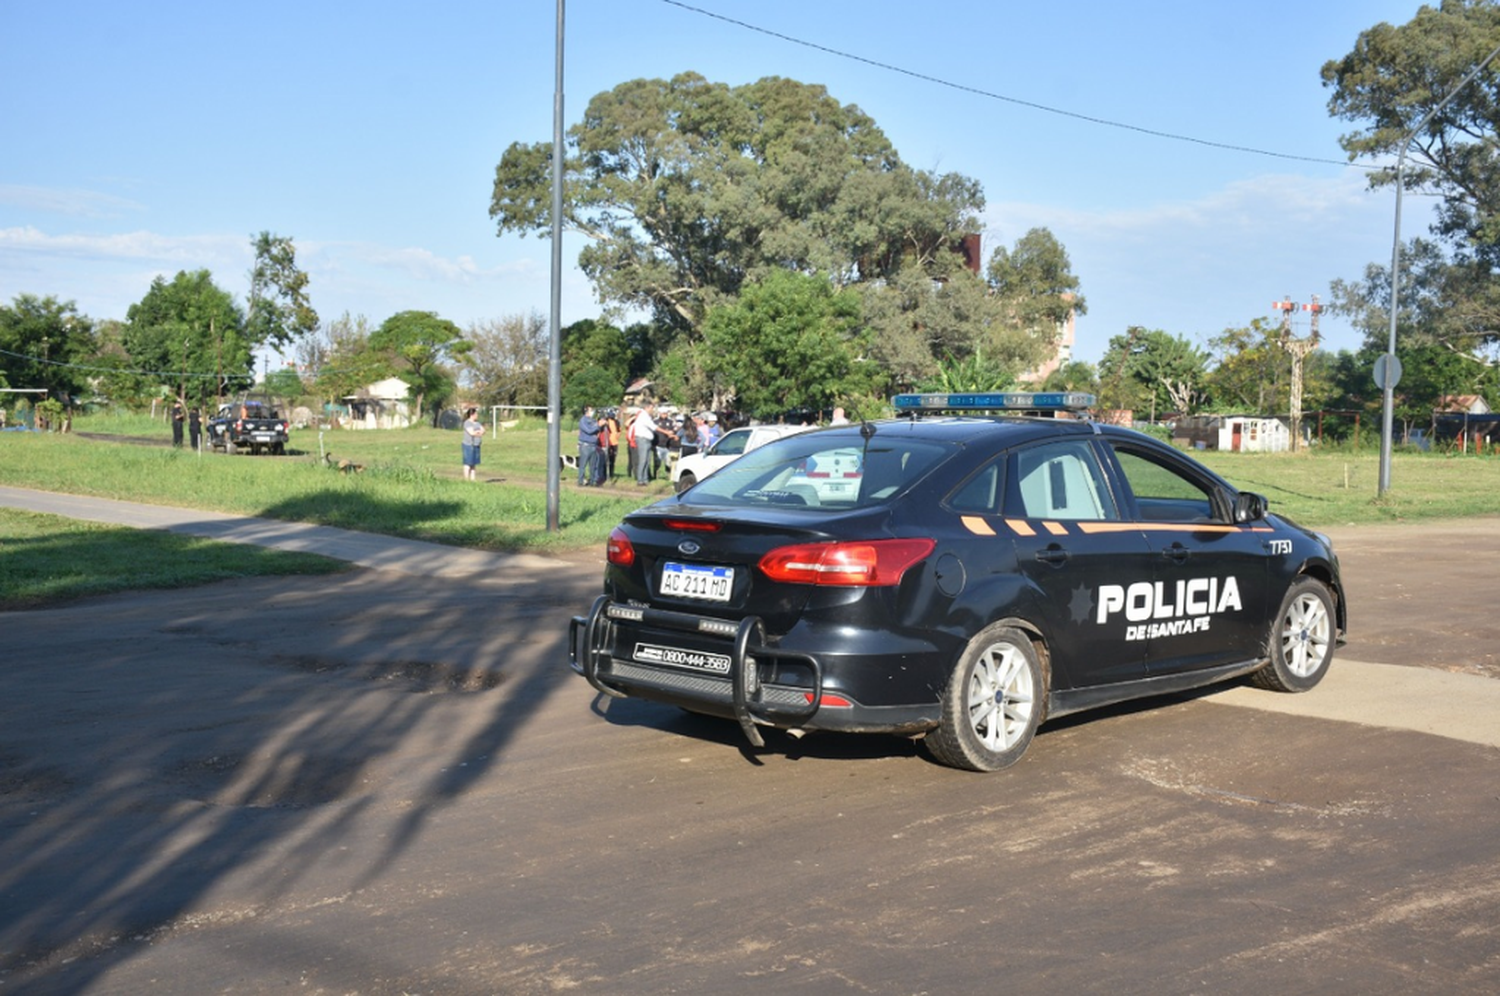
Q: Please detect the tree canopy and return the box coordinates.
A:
[0,294,96,400]
[1323,0,1500,354]
[987,227,1087,331]
[464,312,550,409]
[123,270,249,404]
[700,269,879,419]
[1097,328,1209,418]
[369,310,470,424]
[491,72,1085,414]
[309,313,386,407]
[247,232,319,353]
[491,72,985,340]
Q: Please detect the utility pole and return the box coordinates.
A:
[545,0,565,531]
[1275,296,1321,453]
[1381,41,1500,494]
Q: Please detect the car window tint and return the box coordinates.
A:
[1112,447,1217,522]
[1005,440,1117,521]
[948,459,1004,514]
[713,430,749,456]
[690,435,957,509]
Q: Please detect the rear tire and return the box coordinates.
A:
[927,624,1044,772]
[1252,577,1335,692]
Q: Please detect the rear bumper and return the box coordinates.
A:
[568,596,940,745]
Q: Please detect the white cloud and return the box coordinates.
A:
[329,241,540,285]
[0,184,145,218]
[0,226,245,266]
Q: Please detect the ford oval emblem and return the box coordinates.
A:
[678,540,701,556]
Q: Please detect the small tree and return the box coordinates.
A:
[369,310,471,425]
[916,349,1014,393]
[123,271,249,407]
[247,232,319,353]
[0,294,98,401]
[464,312,549,409]
[701,270,878,419]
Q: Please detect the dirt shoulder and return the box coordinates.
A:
[1320,518,1500,678]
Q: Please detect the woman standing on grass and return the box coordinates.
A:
[461,408,485,481]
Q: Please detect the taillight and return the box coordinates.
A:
[758,538,934,587]
[663,519,721,532]
[607,527,635,567]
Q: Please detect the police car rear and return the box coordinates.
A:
[570,393,1345,772]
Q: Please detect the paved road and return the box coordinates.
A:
[3,486,1499,993]
[3,484,1495,745]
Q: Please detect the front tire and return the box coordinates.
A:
[675,472,697,494]
[927,624,1044,772]
[1252,577,1335,692]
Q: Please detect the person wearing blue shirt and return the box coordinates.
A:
[577,406,601,486]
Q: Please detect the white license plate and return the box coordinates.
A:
[660,562,733,602]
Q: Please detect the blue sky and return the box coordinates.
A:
[1,0,1433,370]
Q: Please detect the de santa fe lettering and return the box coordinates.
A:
[1094,576,1243,642]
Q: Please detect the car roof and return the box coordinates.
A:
[816,415,1101,447]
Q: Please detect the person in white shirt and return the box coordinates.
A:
[631,403,659,485]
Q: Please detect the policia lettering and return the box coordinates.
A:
[1095,576,1243,642]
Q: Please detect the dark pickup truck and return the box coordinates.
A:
[207,401,290,455]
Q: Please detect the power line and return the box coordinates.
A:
[0,346,244,381]
[661,0,1374,171]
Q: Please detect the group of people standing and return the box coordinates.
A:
[575,405,628,486]
[575,402,723,487]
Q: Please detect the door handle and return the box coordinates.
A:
[1160,543,1190,564]
[1035,546,1069,566]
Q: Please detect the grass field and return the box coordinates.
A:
[5,414,1499,547]
[3,415,657,554]
[0,506,348,608]
[3,414,1496,605]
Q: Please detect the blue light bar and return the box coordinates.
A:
[891,392,1097,413]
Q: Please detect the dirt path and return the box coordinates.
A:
[1321,518,1500,678]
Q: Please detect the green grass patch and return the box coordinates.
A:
[0,506,349,608]
[4,420,663,552]
[8,420,1500,556]
[1190,449,1500,526]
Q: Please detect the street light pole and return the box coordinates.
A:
[545,0,565,531]
[1380,42,1500,495]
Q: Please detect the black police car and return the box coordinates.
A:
[569,393,1346,772]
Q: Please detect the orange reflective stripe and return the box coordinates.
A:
[961,516,996,536]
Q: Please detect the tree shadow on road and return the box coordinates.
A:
[0,565,596,991]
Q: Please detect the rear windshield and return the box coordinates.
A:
[683,431,957,509]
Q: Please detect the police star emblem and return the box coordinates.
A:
[1069,584,1094,624]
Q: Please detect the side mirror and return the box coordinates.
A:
[1233,491,1269,523]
